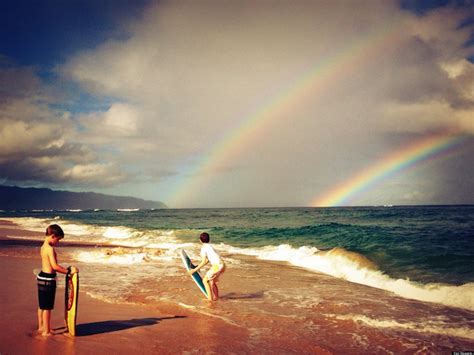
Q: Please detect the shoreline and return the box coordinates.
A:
[0,221,252,354]
[0,253,257,354]
[0,221,328,354]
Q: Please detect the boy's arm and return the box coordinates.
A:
[47,248,70,274]
[189,256,208,275]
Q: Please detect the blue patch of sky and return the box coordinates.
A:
[460,18,474,62]
[458,8,474,62]
[0,0,148,67]
[399,0,473,15]
[0,1,148,115]
[49,82,118,115]
[400,0,474,62]
[50,96,114,117]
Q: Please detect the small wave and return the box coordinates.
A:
[326,247,378,270]
[100,227,193,249]
[4,217,49,234]
[4,217,104,241]
[73,246,172,265]
[117,208,140,212]
[103,226,136,239]
[75,250,149,265]
[65,223,100,236]
[335,314,474,341]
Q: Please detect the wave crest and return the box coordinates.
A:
[326,247,378,270]
[227,243,474,311]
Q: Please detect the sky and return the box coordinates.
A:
[0,0,473,208]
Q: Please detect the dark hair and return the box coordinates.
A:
[46,224,64,239]
[200,232,210,243]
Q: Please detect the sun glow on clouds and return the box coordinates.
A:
[63,163,127,185]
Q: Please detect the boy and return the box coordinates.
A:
[37,224,78,336]
[189,232,225,301]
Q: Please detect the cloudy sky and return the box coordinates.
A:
[1,0,473,208]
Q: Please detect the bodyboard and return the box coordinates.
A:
[64,272,79,336]
[180,249,208,297]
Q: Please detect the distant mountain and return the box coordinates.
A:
[0,185,167,210]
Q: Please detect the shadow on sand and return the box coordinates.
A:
[220,291,264,300]
[76,316,186,336]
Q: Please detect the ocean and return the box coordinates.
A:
[1,205,473,351]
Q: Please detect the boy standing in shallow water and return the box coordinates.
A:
[37,224,78,336]
[189,232,225,301]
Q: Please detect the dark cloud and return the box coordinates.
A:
[0,61,128,187]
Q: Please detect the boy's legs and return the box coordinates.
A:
[42,310,51,335]
[203,276,213,301]
[210,280,219,301]
[37,273,56,334]
[37,309,43,332]
[204,264,225,301]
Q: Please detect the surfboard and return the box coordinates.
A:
[64,272,79,336]
[180,249,208,297]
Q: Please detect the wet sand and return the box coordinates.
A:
[0,251,255,355]
[0,221,250,354]
[0,222,327,354]
[0,220,473,354]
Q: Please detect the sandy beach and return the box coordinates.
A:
[0,222,254,355]
[0,221,327,354]
[0,253,256,355]
[1,219,473,354]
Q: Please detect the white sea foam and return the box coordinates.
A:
[103,226,135,239]
[4,217,102,242]
[5,217,47,233]
[75,250,148,265]
[63,223,98,236]
[99,227,191,249]
[224,243,474,311]
[335,314,474,341]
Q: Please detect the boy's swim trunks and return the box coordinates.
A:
[37,271,57,310]
[206,263,226,281]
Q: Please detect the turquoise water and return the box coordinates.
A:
[3,205,473,285]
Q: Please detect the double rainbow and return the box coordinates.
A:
[311,131,468,207]
[168,18,404,207]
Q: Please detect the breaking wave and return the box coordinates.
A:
[225,244,474,311]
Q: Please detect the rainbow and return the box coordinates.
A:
[311,131,468,207]
[167,18,405,207]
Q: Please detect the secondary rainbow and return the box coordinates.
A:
[311,131,467,207]
[168,18,404,207]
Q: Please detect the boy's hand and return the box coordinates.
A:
[188,268,195,275]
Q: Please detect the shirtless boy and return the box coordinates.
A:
[37,224,78,336]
